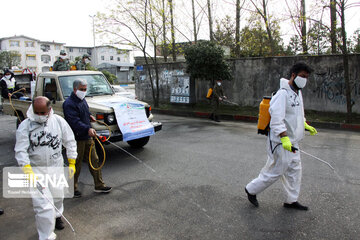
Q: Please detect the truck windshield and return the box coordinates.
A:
[59,74,114,98]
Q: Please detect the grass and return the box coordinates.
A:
[153,102,360,125]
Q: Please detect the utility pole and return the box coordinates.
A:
[89,14,96,66]
[89,15,96,48]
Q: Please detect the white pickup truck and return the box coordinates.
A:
[2,70,162,148]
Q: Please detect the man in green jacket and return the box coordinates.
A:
[209,79,227,122]
[53,50,70,71]
[75,54,91,70]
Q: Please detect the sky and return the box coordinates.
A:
[1,0,359,49]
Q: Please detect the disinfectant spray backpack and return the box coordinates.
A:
[206,88,213,99]
[257,96,272,135]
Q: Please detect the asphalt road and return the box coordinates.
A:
[1,113,360,240]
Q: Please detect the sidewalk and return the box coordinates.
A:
[152,104,360,132]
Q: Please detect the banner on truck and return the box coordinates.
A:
[100,101,155,141]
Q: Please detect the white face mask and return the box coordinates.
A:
[294,76,307,89]
[76,90,87,100]
[34,114,49,123]
[217,82,221,86]
[60,55,67,60]
[5,75,11,80]
[85,59,90,64]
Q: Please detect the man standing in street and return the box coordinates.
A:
[245,62,317,211]
[52,50,70,71]
[209,79,227,122]
[63,79,112,198]
[15,96,77,240]
[75,54,91,70]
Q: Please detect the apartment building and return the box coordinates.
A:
[0,35,66,73]
[0,35,134,83]
[92,45,134,83]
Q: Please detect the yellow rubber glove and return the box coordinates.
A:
[68,159,76,179]
[304,122,318,136]
[280,136,292,152]
[22,164,36,181]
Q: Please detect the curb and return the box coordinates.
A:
[152,109,360,132]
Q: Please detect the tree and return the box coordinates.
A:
[161,0,168,62]
[168,0,176,61]
[349,29,360,53]
[207,0,214,41]
[213,15,236,56]
[307,21,331,54]
[0,51,21,69]
[101,70,117,84]
[249,0,276,55]
[97,0,163,107]
[184,41,231,84]
[330,0,337,53]
[235,0,246,57]
[238,13,284,57]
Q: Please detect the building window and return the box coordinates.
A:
[55,45,61,50]
[41,44,50,52]
[101,56,104,60]
[41,55,51,63]
[110,56,114,60]
[26,54,36,61]
[70,56,74,61]
[25,41,35,47]
[79,48,86,52]
[69,48,73,52]
[117,57,120,61]
[10,40,20,47]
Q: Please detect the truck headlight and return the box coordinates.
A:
[105,114,116,125]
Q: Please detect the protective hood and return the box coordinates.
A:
[280,78,291,90]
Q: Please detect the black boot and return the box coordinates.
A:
[214,115,220,122]
[209,113,214,120]
[0,208,4,215]
[245,188,259,207]
[283,202,308,211]
[55,217,65,230]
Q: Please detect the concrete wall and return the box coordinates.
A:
[135,54,360,113]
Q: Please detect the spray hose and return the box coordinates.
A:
[9,88,27,123]
[88,120,112,171]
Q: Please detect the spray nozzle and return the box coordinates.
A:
[97,135,107,143]
[291,146,298,153]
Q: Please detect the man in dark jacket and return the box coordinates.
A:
[63,78,112,198]
[209,79,227,122]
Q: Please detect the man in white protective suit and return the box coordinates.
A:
[245,62,318,211]
[15,96,77,240]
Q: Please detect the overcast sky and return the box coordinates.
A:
[1,0,359,48]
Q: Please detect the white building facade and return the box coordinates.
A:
[92,46,134,83]
[0,35,66,73]
[0,35,134,83]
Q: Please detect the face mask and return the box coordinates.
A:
[85,59,90,64]
[5,75,11,80]
[217,82,221,86]
[76,90,87,100]
[60,55,67,60]
[34,114,49,123]
[294,76,307,89]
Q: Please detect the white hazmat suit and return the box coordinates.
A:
[246,78,305,203]
[15,106,77,240]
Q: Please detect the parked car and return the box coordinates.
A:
[112,85,137,99]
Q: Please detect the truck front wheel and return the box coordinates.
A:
[16,112,25,129]
[127,136,150,148]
